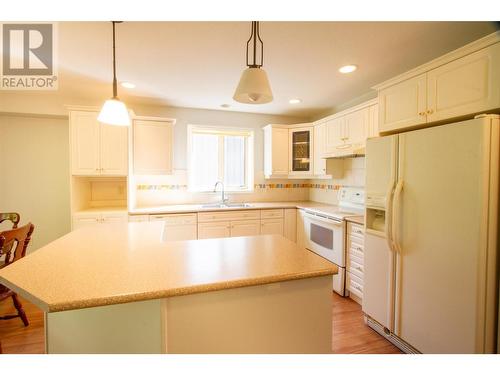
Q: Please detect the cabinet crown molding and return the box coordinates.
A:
[319,98,378,123]
[372,31,500,91]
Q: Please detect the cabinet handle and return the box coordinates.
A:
[418,111,425,116]
[426,109,434,115]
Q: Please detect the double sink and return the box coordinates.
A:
[200,203,253,209]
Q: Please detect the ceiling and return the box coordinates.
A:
[55,21,497,118]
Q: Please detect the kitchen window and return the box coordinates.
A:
[187,125,254,192]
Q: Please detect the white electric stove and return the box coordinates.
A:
[299,187,364,296]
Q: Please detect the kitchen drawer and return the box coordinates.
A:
[349,255,364,278]
[349,241,364,258]
[348,222,364,238]
[347,272,364,298]
[198,210,260,222]
[150,213,197,225]
[349,233,364,246]
[260,209,284,219]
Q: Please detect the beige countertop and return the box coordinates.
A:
[129,201,339,215]
[345,216,364,225]
[0,222,337,313]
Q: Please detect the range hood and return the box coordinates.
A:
[324,144,366,159]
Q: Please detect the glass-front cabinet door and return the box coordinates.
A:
[289,126,313,175]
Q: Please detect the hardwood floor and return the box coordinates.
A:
[0,296,44,354]
[331,292,401,354]
[0,293,400,354]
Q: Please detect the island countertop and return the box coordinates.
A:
[0,222,337,313]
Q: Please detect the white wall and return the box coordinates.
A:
[0,115,71,252]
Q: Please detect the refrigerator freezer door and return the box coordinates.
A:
[362,233,395,330]
[363,135,398,330]
[365,136,398,209]
[394,117,496,353]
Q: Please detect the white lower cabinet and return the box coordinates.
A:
[231,220,261,237]
[128,215,149,222]
[198,221,231,239]
[72,210,128,230]
[346,222,365,302]
[197,209,289,240]
[260,219,284,236]
[150,214,197,241]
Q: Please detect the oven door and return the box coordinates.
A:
[303,212,345,267]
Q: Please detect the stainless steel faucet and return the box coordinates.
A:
[213,181,228,205]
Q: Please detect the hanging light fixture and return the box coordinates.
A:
[98,21,131,126]
[233,21,273,104]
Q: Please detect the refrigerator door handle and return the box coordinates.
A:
[391,179,404,253]
[385,182,396,252]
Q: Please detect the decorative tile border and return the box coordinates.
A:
[137,184,188,191]
[136,183,343,191]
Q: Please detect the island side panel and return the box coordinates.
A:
[46,299,163,354]
[163,275,332,354]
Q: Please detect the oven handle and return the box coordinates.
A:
[304,211,343,226]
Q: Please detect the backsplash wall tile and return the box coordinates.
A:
[132,158,365,208]
[309,157,366,204]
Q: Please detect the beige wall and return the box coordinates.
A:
[0,115,71,252]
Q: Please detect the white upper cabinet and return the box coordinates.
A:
[427,43,500,123]
[288,125,313,176]
[376,37,500,133]
[70,110,128,176]
[263,124,314,179]
[325,117,345,154]
[100,121,129,175]
[378,73,427,133]
[368,104,379,138]
[263,125,289,178]
[323,99,377,158]
[313,122,327,176]
[343,106,368,148]
[133,118,174,175]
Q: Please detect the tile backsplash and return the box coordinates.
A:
[133,171,310,208]
[309,157,366,205]
[132,158,365,208]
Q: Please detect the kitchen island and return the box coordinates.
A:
[0,222,337,354]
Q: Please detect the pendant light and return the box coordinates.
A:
[98,21,131,126]
[233,21,273,104]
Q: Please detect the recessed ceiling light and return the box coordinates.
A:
[289,99,302,104]
[339,65,357,74]
[220,104,231,108]
[121,82,136,89]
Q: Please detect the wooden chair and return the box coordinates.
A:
[0,213,20,229]
[0,222,35,326]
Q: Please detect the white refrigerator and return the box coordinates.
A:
[362,115,499,353]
